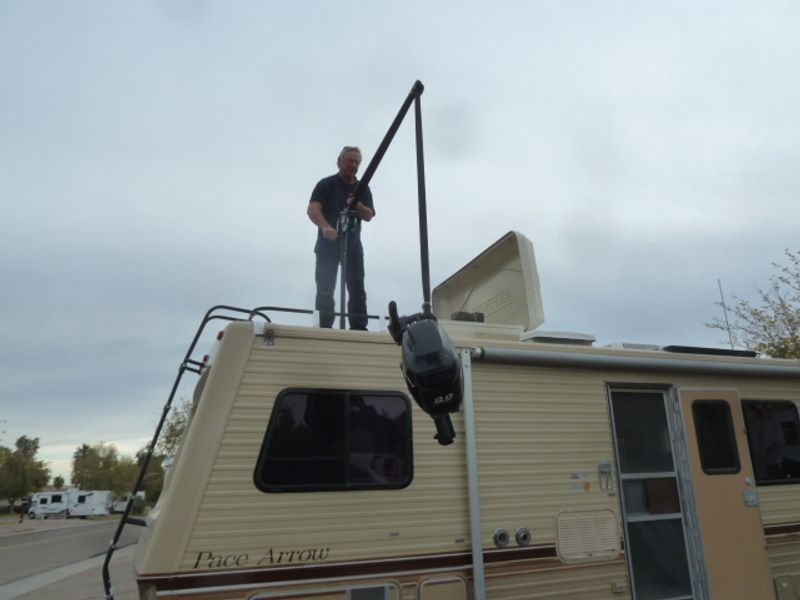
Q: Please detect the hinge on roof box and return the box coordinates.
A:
[263,329,275,347]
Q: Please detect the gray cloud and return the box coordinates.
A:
[2,1,799,480]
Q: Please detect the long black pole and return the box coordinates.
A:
[414,94,431,314]
[336,80,423,328]
[338,215,349,329]
[351,80,424,205]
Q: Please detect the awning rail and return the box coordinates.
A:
[470,346,800,378]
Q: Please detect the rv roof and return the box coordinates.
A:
[432,231,544,332]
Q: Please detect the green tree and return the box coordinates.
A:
[110,456,139,496]
[0,436,51,508]
[132,397,193,503]
[71,443,100,489]
[708,249,800,358]
[0,445,11,500]
[71,442,138,495]
[156,397,193,458]
[53,475,65,489]
[136,446,165,504]
[87,398,192,505]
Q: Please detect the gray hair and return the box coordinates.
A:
[338,146,362,160]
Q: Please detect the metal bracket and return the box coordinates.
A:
[743,489,760,507]
[263,329,275,347]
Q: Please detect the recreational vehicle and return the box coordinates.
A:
[112,232,800,600]
[68,490,113,518]
[29,489,113,519]
[112,491,146,514]
[28,491,70,519]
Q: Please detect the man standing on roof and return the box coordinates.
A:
[307,146,375,330]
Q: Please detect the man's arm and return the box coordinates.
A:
[307,201,337,240]
[348,197,375,222]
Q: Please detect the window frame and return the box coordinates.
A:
[691,400,741,475]
[742,399,800,486]
[253,388,414,493]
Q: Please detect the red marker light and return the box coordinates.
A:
[217,331,224,341]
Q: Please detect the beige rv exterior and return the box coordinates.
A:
[131,233,800,600]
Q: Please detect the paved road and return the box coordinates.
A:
[0,517,141,592]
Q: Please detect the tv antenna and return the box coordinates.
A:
[717,278,735,350]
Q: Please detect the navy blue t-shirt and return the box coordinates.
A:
[310,174,374,255]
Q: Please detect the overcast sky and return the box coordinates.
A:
[2,1,798,482]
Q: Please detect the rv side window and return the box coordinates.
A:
[692,400,740,474]
[254,389,413,492]
[742,400,800,485]
[51,494,62,503]
[40,498,48,505]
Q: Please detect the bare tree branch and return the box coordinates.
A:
[707,249,800,358]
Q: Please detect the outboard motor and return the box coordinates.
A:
[388,301,463,445]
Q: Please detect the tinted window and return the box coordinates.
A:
[350,587,390,600]
[254,389,413,492]
[610,391,675,473]
[627,519,692,599]
[743,401,800,485]
[622,477,681,517]
[693,401,740,474]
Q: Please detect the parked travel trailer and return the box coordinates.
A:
[28,491,70,519]
[112,491,146,514]
[117,232,800,600]
[69,490,113,518]
[29,489,114,519]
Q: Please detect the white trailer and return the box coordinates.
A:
[68,490,113,518]
[112,491,145,513]
[28,491,70,519]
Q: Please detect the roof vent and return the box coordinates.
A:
[604,342,662,352]
[521,330,595,346]
[662,345,759,358]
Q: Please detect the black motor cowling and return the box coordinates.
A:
[388,301,463,445]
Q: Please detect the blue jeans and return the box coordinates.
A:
[315,250,368,329]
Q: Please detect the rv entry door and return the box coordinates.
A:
[677,389,773,600]
[608,388,696,600]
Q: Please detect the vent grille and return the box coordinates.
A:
[555,508,620,564]
[604,342,662,351]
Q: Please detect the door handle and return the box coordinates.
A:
[598,460,615,494]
